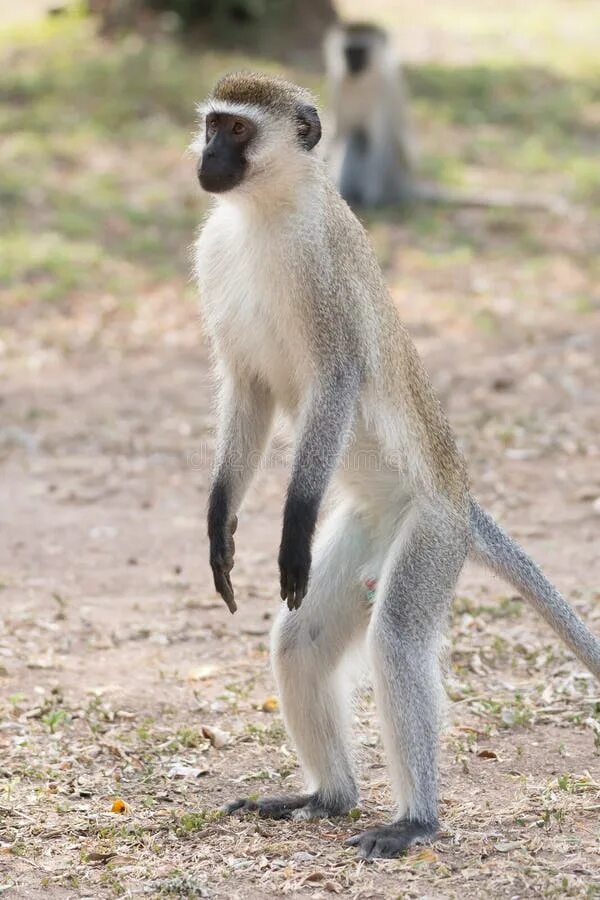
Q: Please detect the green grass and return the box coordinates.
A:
[407,63,600,197]
[0,10,278,310]
[0,4,598,315]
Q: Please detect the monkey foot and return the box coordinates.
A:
[346,818,438,860]
[224,792,352,820]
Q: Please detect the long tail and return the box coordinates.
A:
[469,497,600,679]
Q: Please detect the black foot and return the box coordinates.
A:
[347,818,438,860]
[224,792,351,821]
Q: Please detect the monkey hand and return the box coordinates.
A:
[209,515,238,614]
[278,535,311,612]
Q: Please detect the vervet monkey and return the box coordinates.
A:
[324,23,563,212]
[192,73,599,859]
[324,22,416,207]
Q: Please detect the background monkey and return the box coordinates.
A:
[324,22,563,212]
[193,72,599,859]
[323,22,417,208]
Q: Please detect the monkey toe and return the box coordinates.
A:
[347,820,438,860]
[291,796,352,820]
[224,793,314,820]
[224,792,351,820]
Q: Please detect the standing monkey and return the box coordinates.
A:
[193,73,599,859]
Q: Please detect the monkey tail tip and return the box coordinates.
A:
[468,496,600,681]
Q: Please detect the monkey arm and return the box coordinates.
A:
[279,363,361,611]
[208,373,275,613]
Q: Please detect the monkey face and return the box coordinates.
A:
[198,112,258,194]
[344,43,369,75]
[197,104,321,196]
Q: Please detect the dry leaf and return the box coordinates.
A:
[26,654,55,670]
[111,797,131,814]
[495,840,523,853]
[185,665,216,682]
[168,763,209,779]
[304,871,325,883]
[456,726,485,736]
[88,850,119,864]
[201,725,230,748]
[477,749,499,760]
[88,850,136,866]
[410,847,438,863]
[261,696,279,713]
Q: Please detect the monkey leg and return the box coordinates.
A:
[348,503,468,859]
[226,502,373,821]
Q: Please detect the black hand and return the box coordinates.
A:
[278,495,318,611]
[209,515,238,613]
[278,534,312,611]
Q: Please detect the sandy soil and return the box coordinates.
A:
[1,199,600,898]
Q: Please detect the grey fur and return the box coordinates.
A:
[323,25,564,212]
[324,24,416,208]
[469,498,600,678]
[213,373,275,514]
[272,503,371,813]
[193,73,597,859]
[286,365,361,502]
[368,504,469,824]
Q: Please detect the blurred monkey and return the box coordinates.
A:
[324,22,417,207]
[324,22,563,212]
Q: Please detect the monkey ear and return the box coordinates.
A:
[296,105,322,151]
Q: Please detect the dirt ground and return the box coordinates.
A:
[1,3,600,898]
[2,203,600,898]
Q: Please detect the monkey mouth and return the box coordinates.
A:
[198,167,245,194]
[198,153,248,194]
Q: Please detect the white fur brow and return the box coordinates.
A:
[197,100,270,124]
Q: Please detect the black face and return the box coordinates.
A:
[345,43,369,76]
[198,112,257,194]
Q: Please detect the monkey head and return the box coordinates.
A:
[194,73,322,197]
[324,22,389,80]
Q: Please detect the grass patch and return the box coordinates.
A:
[0,11,276,312]
[2,6,599,320]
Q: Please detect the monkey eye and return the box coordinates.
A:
[206,117,218,137]
[232,120,247,136]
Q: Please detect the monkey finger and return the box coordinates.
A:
[286,592,295,612]
[284,575,296,610]
[280,571,288,602]
[221,575,237,614]
[223,797,256,815]
[345,834,362,846]
[213,568,237,614]
[294,578,307,608]
[230,515,238,536]
[223,594,237,614]
[286,580,299,611]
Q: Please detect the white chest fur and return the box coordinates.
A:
[195,203,309,411]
